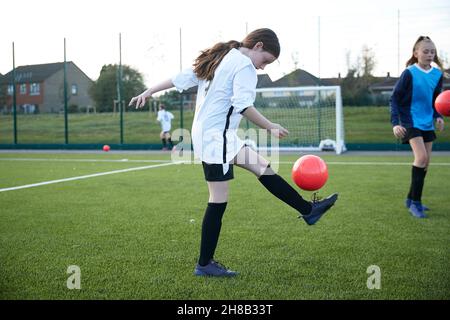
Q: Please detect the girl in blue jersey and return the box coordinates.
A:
[129,28,338,277]
[390,36,445,218]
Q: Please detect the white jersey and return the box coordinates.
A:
[157,110,174,132]
[172,48,257,164]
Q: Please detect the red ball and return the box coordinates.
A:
[292,155,328,191]
[435,90,450,117]
[103,145,110,152]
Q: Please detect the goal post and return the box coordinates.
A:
[246,86,346,154]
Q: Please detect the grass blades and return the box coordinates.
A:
[0,153,449,299]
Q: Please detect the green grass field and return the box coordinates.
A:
[1,107,449,145]
[1,151,449,300]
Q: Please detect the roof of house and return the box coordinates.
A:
[183,86,197,95]
[270,69,321,87]
[320,77,342,86]
[256,74,273,88]
[0,61,92,84]
[369,76,399,91]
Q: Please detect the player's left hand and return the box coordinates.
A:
[436,117,445,131]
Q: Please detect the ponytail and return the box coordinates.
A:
[193,40,241,81]
[193,28,280,81]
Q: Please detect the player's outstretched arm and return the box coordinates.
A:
[129,79,175,109]
[242,106,289,138]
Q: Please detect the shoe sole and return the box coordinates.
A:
[406,205,430,211]
[405,200,430,211]
[408,210,427,219]
[194,271,238,277]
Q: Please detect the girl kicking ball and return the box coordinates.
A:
[129,28,338,277]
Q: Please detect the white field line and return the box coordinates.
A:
[1,158,449,193]
[1,158,449,166]
[0,158,171,163]
[277,161,450,166]
[0,162,182,193]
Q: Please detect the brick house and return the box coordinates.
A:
[0,61,93,113]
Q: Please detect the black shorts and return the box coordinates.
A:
[401,127,436,144]
[202,162,234,182]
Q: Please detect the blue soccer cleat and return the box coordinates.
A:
[194,260,238,277]
[405,198,429,211]
[408,201,427,218]
[302,193,338,226]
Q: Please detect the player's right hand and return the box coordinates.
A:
[436,117,445,132]
[270,123,289,139]
[393,125,406,138]
[129,90,152,109]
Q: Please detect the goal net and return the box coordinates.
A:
[241,86,346,154]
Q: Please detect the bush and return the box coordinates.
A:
[68,104,79,113]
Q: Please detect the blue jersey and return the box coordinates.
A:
[390,64,443,130]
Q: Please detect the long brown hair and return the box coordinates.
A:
[405,36,444,70]
[193,28,280,81]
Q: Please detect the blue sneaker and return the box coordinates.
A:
[408,201,427,218]
[194,260,238,277]
[405,198,429,211]
[302,193,338,226]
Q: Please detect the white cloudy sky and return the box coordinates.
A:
[0,0,449,86]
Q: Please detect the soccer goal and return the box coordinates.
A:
[244,86,346,154]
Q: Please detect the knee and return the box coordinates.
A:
[259,163,274,176]
[414,154,429,168]
[209,194,228,203]
[209,190,228,203]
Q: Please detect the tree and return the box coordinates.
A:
[439,50,449,70]
[292,51,300,70]
[89,64,146,112]
[158,90,181,110]
[358,45,376,77]
[342,45,377,106]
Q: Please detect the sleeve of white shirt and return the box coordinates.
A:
[231,65,257,113]
[168,112,174,120]
[172,68,199,92]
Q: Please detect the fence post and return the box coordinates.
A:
[118,33,124,144]
[12,42,17,144]
[63,38,69,144]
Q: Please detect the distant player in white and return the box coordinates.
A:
[129,28,338,277]
[156,104,174,150]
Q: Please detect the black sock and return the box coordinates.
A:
[410,166,426,202]
[161,138,167,148]
[407,166,426,199]
[407,182,412,200]
[198,202,227,266]
[168,138,173,148]
[258,173,312,215]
